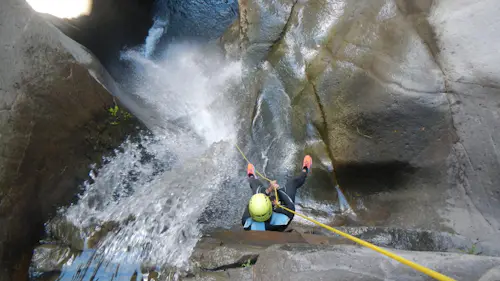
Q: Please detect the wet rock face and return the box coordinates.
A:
[163,0,239,39]
[0,1,139,280]
[221,0,500,242]
[238,0,296,62]
[234,0,451,164]
[31,245,75,274]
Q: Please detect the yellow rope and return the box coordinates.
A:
[235,143,273,182]
[235,144,456,281]
[276,200,456,281]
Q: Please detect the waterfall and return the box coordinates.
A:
[62,42,242,268]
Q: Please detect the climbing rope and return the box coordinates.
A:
[235,144,456,281]
[235,143,273,182]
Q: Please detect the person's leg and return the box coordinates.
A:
[284,155,312,202]
[248,177,265,194]
[284,171,307,203]
[247,163,264,194]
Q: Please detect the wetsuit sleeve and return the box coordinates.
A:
[249,178,265,194]
[274,190,295,219]
[241,204,251,229]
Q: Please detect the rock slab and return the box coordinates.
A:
[0,1,137,280]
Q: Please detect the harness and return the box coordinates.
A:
[244,212,290,231]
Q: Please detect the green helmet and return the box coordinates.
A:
[249,193,272,222]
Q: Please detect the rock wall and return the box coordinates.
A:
[251,244,500,281]
[429,0,500,248]
[221,0,500,243]
[28,229,500,280]
[163,0,239,39]
[0,1,138,280]
[183,232,500,281]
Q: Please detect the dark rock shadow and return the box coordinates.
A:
[298,168,338,204]
[334,161,418,195]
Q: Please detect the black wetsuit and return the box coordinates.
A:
[241,171,307,231]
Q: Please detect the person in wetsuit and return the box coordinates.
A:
[241,155,312,231]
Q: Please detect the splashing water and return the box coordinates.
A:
[143,19,168,58]
[62,42,242,269]
[142,0,238,58]
[122,43,241,145]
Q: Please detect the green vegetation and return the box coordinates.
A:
[241,258,253,268]
[460,243,479,255]
[108,105,132,125]
[467,243,478,255]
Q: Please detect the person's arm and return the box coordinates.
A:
[241,204,251,229]
[264,181,295,219]
[264,181,279,195]
[274,190,295,219]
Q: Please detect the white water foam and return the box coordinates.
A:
[143,19,168,58]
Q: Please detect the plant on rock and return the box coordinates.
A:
[108,105,132,125]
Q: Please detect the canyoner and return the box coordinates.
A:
[235,145,456,281]
[241,155,313,231]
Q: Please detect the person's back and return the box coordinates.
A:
[241,155,312,231]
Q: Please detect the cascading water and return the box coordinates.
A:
[143,0,238,58]
[49,42,243,277]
